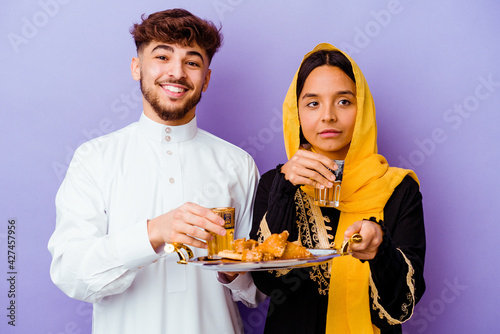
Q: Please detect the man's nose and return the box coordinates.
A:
[167,60,186,79]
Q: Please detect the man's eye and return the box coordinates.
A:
[157,56,167,60]
[187,61,200,67]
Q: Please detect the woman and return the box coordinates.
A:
[250,43,426,333]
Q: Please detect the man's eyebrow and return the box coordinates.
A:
[150,44,205,62]
[186,50,205,62]
[151,44,174,53]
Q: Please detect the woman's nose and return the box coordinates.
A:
[322,104,337,122]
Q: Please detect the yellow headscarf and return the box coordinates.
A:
[282,43,418,333]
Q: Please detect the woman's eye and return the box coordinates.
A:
[306,101,318,108]
[339,99,351,106]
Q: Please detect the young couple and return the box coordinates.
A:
[49,8,425,334]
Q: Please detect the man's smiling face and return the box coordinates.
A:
[131,41,211,125]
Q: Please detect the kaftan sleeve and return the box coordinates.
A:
[250,166,299,240]
[368,176,426,328]
[48,143,160,304]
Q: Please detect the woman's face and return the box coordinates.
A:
[298,65,357,160]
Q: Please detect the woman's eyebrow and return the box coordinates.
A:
[336,90,356,96]
[301,93,318,99]
[301,90,355,100]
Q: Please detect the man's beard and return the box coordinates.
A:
[140,79,202,122]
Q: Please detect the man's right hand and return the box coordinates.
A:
[147,202,227,251]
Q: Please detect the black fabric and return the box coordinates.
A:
[250,167,426,334]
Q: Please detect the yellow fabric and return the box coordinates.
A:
[282,43,419,333]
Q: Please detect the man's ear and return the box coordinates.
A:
[202,69,211,92]
[131,57,141,81]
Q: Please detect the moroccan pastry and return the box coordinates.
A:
[217,230,312,262]
[257,230,289,258]
[242,248,263,262]
[233,238,259,253]
[261,252,276,261]
[217,250,242,261]
[280,241,313,260]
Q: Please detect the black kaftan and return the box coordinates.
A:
[250,167,426,334]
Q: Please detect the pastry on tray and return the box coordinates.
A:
[217,231,312,262]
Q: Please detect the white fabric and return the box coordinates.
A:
[48,113,262,334]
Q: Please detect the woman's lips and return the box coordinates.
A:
[319,129,341,138]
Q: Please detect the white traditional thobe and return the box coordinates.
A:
[48,113,262,334]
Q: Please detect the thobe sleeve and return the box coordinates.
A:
[218,156,267,307]
[48,143,160,303]
[217,272,267,308]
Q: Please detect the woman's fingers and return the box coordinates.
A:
[344,220,383,260]
[282,150,338,187]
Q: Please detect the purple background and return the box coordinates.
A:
[1,0,499,333]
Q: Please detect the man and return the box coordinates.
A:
[48,9,262,334]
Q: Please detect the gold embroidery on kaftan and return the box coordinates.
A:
[257,189,336,294]
[296,190,334,295]
[369,249,416,324]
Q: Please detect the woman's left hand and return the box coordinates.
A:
[344,220,383,260]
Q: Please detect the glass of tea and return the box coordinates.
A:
[207,207,235,259]
[313,160,344,207]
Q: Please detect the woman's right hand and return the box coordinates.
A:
[280,149,339,189]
